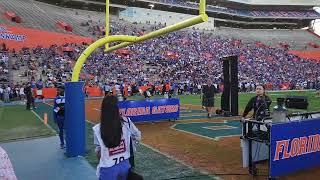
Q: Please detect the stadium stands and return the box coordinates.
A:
[0,50,9,83]
[119,7,216,30]
[149,0,320,19]
[0,0,105,36]
[1,0,319,48]
[56,21,73,32]
[30,0,320,29]
[2,28,319,94]
[4,11,22,23]
[211,27,320,49]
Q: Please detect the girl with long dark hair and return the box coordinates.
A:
[242,85,272,121]
[93,96,141,180]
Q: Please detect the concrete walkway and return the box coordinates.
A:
[1,136,96,180]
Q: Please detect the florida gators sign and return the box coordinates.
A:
[270,118,320,177]
[118,98,180,122]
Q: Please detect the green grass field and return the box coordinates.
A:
[0,106,55,142]
[33,102,214,179]
[128,90,320,113]
[1,90,319,144]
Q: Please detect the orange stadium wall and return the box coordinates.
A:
[32,88,57,99]
[30,83,286,99]
[32,87,104,99]
[42,88,58,98]
[289,50,320,61]
[139,85,151,92]
[85,86,104,97]
[0,24,93,50]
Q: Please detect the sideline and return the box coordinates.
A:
[42,101,96,125]
[41,102,215,178]
[31,110,57,133]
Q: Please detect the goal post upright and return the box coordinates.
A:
[66,0,208,157]
[105,0,109,51]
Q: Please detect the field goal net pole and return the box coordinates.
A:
[105,0,109,51]
[64,0,208,157]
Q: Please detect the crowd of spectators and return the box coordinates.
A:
[0,48,9,83]
[81,26,320,91]
[1,21,320,102]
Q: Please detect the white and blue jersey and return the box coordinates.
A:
[53,96,65,120]
[93,117,141,178]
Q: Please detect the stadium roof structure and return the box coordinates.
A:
[76,0,127,9]
[227,0,320,6]
[34,0,320,29]
[204,0,320,10]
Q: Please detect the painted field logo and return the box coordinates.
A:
[172,121,241,140]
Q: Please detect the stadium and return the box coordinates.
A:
[1,0,320,179]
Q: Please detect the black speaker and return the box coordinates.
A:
[222,60,230,112]
[229,56,238,116]
[285,96,308,110]
[222,56,238,116]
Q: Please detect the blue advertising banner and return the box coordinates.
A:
[270,118,320,177]
[118,98,180,122]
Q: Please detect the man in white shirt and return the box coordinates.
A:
[197,84,202,94]
[115,83,120,94]
[19,86,25,100]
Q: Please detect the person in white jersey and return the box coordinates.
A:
[93,96,141,180]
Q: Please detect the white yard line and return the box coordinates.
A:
[171,124,220,141]
[171,121,241,141]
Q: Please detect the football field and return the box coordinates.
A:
[1,90,320,179]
